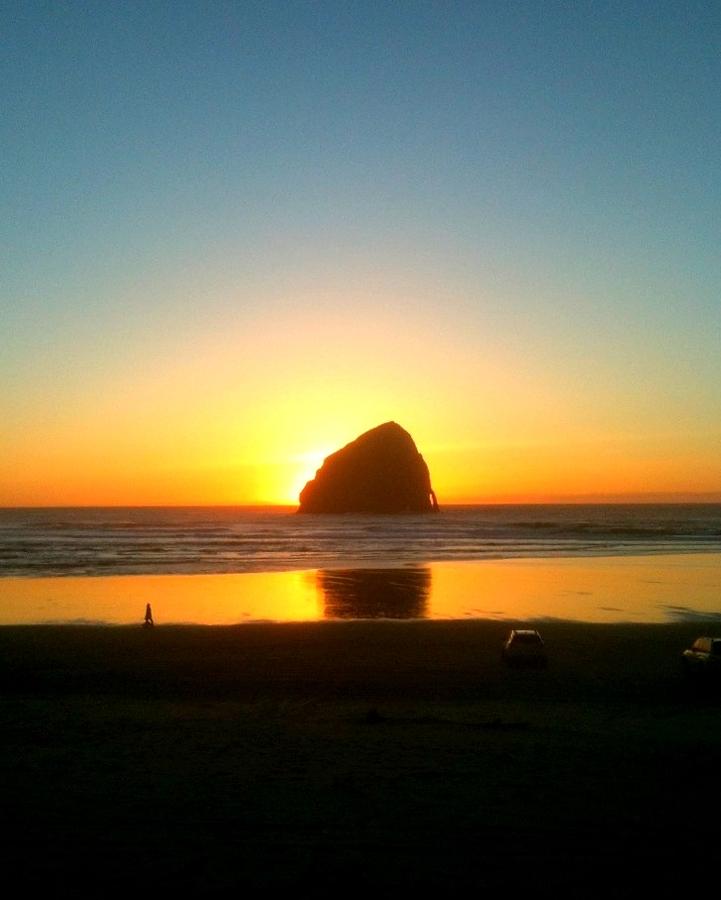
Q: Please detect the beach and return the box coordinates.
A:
[4,618,721,891]
[4,508,721,889]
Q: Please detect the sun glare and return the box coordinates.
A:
[285,448,334,504]
[251,448,334,506]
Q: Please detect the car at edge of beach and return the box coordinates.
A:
[681,636,721,678]
[502,629,547,668]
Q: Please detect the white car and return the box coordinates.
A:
[502,629,547,668]
[681,636,721,678]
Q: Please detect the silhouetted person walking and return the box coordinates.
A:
[144,603,154,628]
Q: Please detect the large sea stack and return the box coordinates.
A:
[298,422,439,514]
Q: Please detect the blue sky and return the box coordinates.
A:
[2,1,720,503]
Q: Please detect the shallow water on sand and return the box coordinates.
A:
[1,553,720,625]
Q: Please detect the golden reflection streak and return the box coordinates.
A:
[0,571,321,625]
[428,555,721,623]
[1,554,719,625]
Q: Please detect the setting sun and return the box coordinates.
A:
[2,1,720,512]
[3,4,721,894]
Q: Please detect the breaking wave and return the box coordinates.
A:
[1,504,721,577]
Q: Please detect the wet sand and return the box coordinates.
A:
[4,552,721,625]
[3,619,720,892]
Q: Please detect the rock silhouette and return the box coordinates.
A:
[298,422,439,513]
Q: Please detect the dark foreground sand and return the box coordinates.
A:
[2,619,721,893]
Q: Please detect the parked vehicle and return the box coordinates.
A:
[681,636,721,677]
[502,629,547,668]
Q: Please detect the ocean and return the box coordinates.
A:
[2,505,721,624]
[2,503,721,578]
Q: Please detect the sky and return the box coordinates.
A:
[2,0,720,505]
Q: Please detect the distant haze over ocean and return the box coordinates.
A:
[2,505,721,578]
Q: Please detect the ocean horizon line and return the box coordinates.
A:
[3,496,721,511]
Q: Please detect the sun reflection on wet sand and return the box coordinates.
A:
[0,570,321,625]
[428,554,721,622]
[0,553,719,625]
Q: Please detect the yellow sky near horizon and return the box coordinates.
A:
[4,408,721,506]
[3,303,721,507]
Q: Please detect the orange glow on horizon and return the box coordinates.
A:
[3,429,721,507]
[3,296,721,506]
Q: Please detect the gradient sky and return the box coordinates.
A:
[2,1,720,505]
